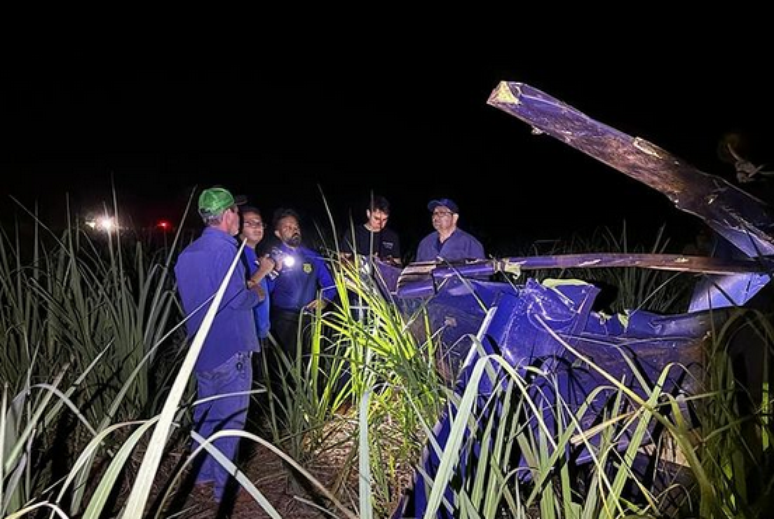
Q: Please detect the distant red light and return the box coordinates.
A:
[156,220,172,231]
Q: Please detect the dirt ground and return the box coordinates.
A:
[154,416,368,518]
[170,444,338,518]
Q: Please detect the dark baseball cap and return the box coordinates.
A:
[427,198,459,214]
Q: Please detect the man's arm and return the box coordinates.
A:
[416,234,434,262]
[387,230,402,266]
[313,252,337,303]
[469,237,486,260]
[247,255,276,300]
[216,248,262,310]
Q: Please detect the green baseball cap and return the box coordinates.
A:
[198,187,237,216]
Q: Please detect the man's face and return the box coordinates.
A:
[275,215,302,247]
[226,206,241,236]
[367,209,389,232]
[240,211,265,246]
[431,205,457,233]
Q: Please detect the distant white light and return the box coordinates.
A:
[283,255,296,268]
[85,220,97,229]
[97,216,116,232]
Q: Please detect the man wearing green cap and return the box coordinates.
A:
[174,186,266,503]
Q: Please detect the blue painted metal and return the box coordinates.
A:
[388,83,774,517]
[689,272,772,311]
[393,278,709,517]
[395,253,770,310]
[487,82,774,259]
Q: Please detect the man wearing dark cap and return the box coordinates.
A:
[174,186,266,503]
[416,198,485,262]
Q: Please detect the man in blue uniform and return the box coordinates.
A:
[238,205,274,343]
[174,187,266,503]
[268,208,336,358]
[416,198,485,262]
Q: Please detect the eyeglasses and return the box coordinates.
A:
[432,211,453,218]
[243,220,266,228]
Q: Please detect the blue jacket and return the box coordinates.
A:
[243,245,271,339]
[175,227,261,372]
[416,229,485,262]
[268,243,336,312]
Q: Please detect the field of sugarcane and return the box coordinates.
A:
[2,209,773,518]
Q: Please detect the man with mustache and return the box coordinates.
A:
[267,208,336,360]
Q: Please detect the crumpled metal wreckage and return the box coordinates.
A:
[382,83,774,518]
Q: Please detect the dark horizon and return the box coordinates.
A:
[4,44,774,256]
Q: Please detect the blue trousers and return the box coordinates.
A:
[192,351,252,502]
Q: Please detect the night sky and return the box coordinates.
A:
[4,32,773,257]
